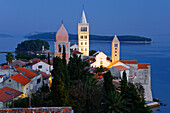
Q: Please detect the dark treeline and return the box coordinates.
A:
[26,32,152,42]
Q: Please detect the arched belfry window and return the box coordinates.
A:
[63,45,66,53]
[58,45,61,52]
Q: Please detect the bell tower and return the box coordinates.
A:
[78,9,89,56]
[55,24,70,63]
[112,35,120,62]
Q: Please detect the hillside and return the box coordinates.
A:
[25,32,152,43]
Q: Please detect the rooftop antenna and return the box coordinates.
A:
[83,4,84,10]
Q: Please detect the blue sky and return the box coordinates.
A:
[0,0,170,37]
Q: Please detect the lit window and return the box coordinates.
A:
[81,27,87,31]
[85,42,87,45]
[81,48,83,51]
[114,44,118,47]
[100,61,103,66]
[84,36,87,39]
[85,48,87,51]
[81,42,83,45]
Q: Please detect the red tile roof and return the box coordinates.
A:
[0,76,3,78]
[16,67,37,79]
[90,58,95,61]
[120,60,138,64]
[106,60,120,69]
[40,71,51,80]
[114,65,129,71]
[71,50,83,54]
[138,64,150,69]
[11,73,31,85]
[0,87,22,102]
[93,53,99,57]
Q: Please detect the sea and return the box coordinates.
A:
[0,35,170,112]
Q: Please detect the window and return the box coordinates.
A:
[37,78,41,84]
[85,42,87,45]
[115,48,117,50]
[58,45,61,52]
[85,48,87,51]
[81,48,83,51]
[115,51,117,53]
[81,27,87,32]
[81,42,83,45]
[100,61,103,66]
[9,80,11,82]
[38,65,42,69]
[115,54,117,56]
[84,36,87,39]
[81,36,83,39]
[114,44,118,47]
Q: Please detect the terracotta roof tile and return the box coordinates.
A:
[120,60,138,64]
[0,87,22,102]
[11,73,31,85]
[93,53,99,57]
[71,50,83,54]
[114,65,129,71]
[40,71,51,80]
[138,64,150,69]
[16,67,37,79]
[106,60,119,69]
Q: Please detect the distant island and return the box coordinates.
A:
[0,34,14,38]
[25,32,152,43]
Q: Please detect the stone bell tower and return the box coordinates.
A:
[78,9,89,56]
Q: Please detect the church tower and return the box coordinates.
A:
[78,9,89,56]
[55,24,70,62]
[112,35,120,62]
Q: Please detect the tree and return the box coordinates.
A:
[103,71,115,95]
[120,71,152,113]
[15,39,49,57]
[100,91,130,113]
[89,50,97,56]
[50,56,68,106]
[69,75,103,113]
[68,54,85,81]
[6,52,14,64]
[15,53,28,60]
[47,52,51,65]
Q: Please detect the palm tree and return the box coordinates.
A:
[100,91,130,113]
[6,52,14,64]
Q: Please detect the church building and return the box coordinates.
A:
[78,9,89,56]
[54,24,70,63]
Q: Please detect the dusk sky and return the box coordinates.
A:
[0,0,170,37]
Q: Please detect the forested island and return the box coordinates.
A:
[25,32,152,43]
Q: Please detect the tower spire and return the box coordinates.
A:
[80,9,87,24]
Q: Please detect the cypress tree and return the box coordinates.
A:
[48,52,50,65]
[103,71,115,95]
[120,71,152,113]
[50,57,68,106]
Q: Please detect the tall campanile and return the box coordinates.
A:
[112,35,120,62]
[78,9,89,56]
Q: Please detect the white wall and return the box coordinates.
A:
[32,61,50,74]
[91,52,111,67]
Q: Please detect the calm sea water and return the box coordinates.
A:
[0,35,170,112]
